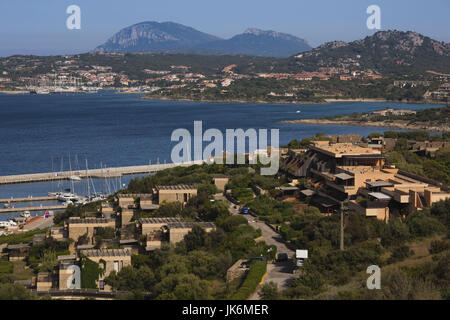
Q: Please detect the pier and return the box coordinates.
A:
[0,161,204,185]
[0,196,58,203]
[0,205,67,214]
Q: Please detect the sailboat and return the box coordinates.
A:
[56,155,80,203]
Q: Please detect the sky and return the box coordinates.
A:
[0,0,449,57]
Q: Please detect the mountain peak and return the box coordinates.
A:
[243,28,279,37]
[95,21,312,57]
[295,29,450,73]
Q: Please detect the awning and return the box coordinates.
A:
[300,189,315,196]
[368,192,391,200]
[366,181,393,188]
[276,186,299,191]
[334,173,353,181]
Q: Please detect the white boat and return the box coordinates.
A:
[20,210,31,218]
[69,175,82,181]
[296,110,301,113]
[57,193,80,202]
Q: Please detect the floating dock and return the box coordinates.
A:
[0,196,58,203]
[0,161,204,185]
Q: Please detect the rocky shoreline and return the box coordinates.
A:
[281,119,450,132]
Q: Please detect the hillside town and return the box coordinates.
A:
[1,131,449,300]
[0,53,448,104]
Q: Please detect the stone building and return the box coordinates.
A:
[153,185,197,204]
[68,217,116,244]
[167,221,215,244]
[80,249,131,291]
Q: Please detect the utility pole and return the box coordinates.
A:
[340,201,347,251]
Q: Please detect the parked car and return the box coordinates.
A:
[276,253,288,262]
[240,207,249,214]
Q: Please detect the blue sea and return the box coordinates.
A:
[0,91,442,220]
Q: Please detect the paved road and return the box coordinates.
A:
[23,216,54,231]
[219,197,298,299]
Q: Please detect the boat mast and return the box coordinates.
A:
[69,153,75,194]
[85,158,90,199]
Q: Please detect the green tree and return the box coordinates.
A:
[259,282,280,300]
[0,283,39,300]
[184,225,208,251]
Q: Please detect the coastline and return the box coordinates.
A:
[139,95,445,106]
[1,89,444,106]
[140,95,325,105]
[0,90,29,95]
[281,119,450,132]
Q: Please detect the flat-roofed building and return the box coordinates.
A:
[140,217,184,235]
[349,192,391,222]
[137,194,159,211]
[309,142,384,169]
[167,221,215,244]
[80,249,131,291]
[120,209,134,226]
[116,194,139,209]
[101,203,115,216]
[36,272,52,292]
[424,189,450,207]
[50,226,67,240]
[6,243,30,261]
[326,166,397,198]
[153,185,197,204]
[68,217,116,244]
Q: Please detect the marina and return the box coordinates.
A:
[0,161,204,185]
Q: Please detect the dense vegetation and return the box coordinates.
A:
[327,106,450,126]
[101,164,277,299]
[104,217,272,299]
[259,198,449,300]
[386,149,450,185]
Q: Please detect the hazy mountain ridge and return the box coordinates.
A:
[95,22,312,57]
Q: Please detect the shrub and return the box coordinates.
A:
[406,212,446,238]
[429,240,450,255]
[388,245,414,264]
